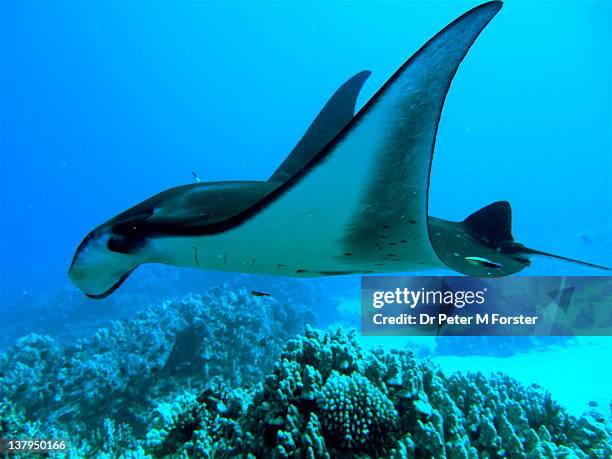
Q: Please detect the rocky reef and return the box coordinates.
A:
[3,311,609,458]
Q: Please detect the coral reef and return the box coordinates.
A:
[2,291,609,457]
[319,372,398,453]
[138,327,612,458]
[0,287,314,455]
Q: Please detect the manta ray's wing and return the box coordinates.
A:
[110,71,372,234]
[207,1,503,274]
[269,71,371,184]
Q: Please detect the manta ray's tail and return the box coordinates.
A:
[462,201,611,272]
[514,245,611,271]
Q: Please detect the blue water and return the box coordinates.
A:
[2,1,610,302]
[0,1,611,455]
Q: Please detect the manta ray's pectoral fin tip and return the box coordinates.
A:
[269,69,372,184]
[459,1,503,27]
[481,1,503,11]
[355,69,372,80]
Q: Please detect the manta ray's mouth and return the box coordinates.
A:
[81,268,138,299]
[68,230,141,298]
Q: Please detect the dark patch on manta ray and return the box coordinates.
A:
[295,269,307,273]
[337,76,441,262]
[106,233,147,255]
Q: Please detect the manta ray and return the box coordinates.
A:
[69,1,609,299]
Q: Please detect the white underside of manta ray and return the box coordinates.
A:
[69,1,609,299]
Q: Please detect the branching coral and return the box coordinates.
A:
[319,371,398,454]
[143,327,611,458]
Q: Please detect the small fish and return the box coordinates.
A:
[192,171,201,183]
[464,256,502,270]
[251,290,271,297]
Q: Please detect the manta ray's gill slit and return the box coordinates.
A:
[192,247,200,267]
[343,252,353,256]
[295,269,306,273]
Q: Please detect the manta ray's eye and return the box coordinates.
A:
[107,236,136,254]
[107,236,128,254]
